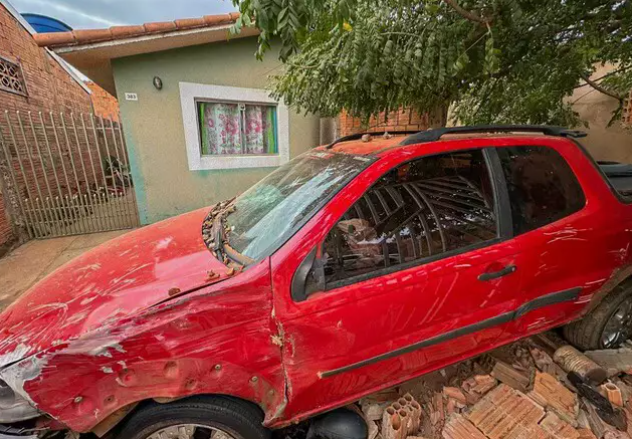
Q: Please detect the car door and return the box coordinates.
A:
[495,141,632,338]
[270,146,524,422]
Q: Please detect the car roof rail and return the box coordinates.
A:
[325,130,420,149]
[399,125,587,146]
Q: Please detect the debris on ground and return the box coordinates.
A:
[347,333,632,439]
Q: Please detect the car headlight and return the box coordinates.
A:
[0,379,39,423]
[0,355,41,424]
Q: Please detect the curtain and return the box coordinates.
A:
[199,102,277,155]
[200,103,242,155]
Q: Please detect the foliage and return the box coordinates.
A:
[231,0,632,127]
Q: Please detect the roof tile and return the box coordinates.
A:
[203,14,234,26]
[110,25,146,39]
[33,32,75,47]
[174,18,206,29]
[143,21,177,33]
[73,29,113,43]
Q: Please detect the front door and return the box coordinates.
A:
[271,147,523,421]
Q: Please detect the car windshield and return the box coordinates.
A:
[224,150,374,262]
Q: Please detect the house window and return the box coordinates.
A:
[180,82,290,171]
[198,102,278,156]
[0,56,27,97]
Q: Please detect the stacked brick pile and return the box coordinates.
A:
[355,335,632,439]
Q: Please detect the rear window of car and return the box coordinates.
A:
[497,146,585,236]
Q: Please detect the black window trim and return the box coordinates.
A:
[313,147,513,294]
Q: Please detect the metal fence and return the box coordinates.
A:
[0,110,139,239]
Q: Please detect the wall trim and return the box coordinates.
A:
[179,82,290,171]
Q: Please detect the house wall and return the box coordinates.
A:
[0,2,93,251]
[112,37,321,225]
[569,65,632,163]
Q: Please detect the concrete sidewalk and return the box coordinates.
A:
[0,230,131,310]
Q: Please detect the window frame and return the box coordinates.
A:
[318,147,512,292]
[495,144,587,236]
[0,55,28,97]
[180,82,290,171]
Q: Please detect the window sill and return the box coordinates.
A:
[194,154,285,171]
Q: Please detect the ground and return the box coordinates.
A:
[0,230,131,311]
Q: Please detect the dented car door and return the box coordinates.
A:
[271,147,525,422]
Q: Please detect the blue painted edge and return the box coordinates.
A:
[119,121,150,225]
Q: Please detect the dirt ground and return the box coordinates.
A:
[0,230,131,310]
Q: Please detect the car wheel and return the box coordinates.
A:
[563,282,632,350]
[114,396,270,439]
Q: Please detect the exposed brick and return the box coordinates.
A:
[86,82,119,122]
[539,413,580,439]
[338,107,445,137]
[443,414,487,439]
[528,372,579,426]
[0,3,93,247]
[466,384,547,439]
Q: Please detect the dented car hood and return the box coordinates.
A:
[0,207,227,365]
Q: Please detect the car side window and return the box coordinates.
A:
[321,149,498,286]
[497,146,585,236]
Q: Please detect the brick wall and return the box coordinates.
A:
[0,3,93,250]
[338,107,447,137]
[87,81,120,122]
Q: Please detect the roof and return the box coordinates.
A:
[34,13,258,97]
[33,13,241,48]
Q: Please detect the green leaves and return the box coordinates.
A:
[233,0,632,126]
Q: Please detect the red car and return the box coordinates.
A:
[1,125,632,439]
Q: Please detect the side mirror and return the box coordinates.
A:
[291,246,325,302]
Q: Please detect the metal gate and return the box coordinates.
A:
[0,110,139,239]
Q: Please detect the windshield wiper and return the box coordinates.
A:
[202,198,254,268]
[210,214,227,263]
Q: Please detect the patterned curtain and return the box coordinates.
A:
[199,103,242,155]
[245,106,277,154]
[199,102,277,155]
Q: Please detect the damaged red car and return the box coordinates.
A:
[2,125,632,439]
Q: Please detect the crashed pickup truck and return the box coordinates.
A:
[2,125,632,439]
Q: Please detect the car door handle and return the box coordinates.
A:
[478,265,517,281]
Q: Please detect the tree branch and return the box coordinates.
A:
[581,74,625,100]
[443,0,490,24]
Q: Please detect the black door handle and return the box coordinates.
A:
[478,265,517,281]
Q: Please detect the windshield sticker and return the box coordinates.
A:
[353,156,372,162]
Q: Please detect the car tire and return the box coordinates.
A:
[113,395,270,439]
[563,282,632,350]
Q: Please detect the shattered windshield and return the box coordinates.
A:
[224,151,374,262]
